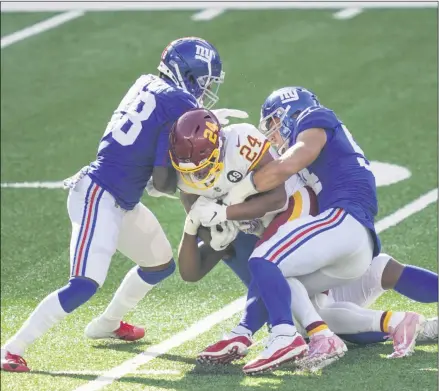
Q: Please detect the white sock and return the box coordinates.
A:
[287,278,330,335]
[95,267,154,331]
[316,300,385,334]
[3,291,68,356]
[271,323,297,336]
[387,312,406,332]
[231,325,252,337]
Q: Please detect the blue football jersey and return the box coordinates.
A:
[290,106,381,256]
[88,74,198,210]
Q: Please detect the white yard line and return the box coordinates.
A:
[192,8,225,21]
[50,369,181,376]
[375,188,438,233]
[73,188,438,391]
[1,2,436,12]
[1,181,65,189]
[1,10,84,49]
[73,297,246,391]
[333,8,364,20]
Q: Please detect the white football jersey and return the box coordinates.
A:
[178,122,306,236]
[178,121,304,200]
[178,122,271,199]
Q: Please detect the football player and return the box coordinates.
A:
[169,107,302,235]
[189,88,430,373]
[1,37,244,372]
[179,223,437,366]
[171,111,437,370]
[168,109,364,373]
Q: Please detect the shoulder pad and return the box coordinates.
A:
[296,106,341,133]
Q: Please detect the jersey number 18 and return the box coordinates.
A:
[101,77,156,147]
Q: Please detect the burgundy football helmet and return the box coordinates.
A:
[169,108,224,189]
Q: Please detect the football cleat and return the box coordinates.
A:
[417,317,438,343]
[242,326,308,375]
[1,349,30,372]
[197,329,253,365]
[388,312,426,358]
[298,333,347,371]
[85,320,145,341]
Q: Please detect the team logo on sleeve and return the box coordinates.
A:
[227,171,243,183]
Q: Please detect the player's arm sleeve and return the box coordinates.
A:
[295,107,341,142]
[154,124,172,168]
[152,93,198,193]
[153,91,198,168]
[151,123,176,193]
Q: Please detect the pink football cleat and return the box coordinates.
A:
[197,331,253,365]
[243,327,308,375]
[1,350,30,372]
[85,320,145,341]
[388,312,426,358]
[299,333,347,370]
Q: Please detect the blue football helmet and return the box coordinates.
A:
[158,37,225,109]
[259,87,320,154]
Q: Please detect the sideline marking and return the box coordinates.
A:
[192,8,225,21]
[1,11,85,49]
[333,7,363,19]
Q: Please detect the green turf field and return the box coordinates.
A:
[1,7,438,391]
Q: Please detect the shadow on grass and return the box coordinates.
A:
[22,344,437,391]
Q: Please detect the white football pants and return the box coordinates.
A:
[252,208,374,294]
[67,175,173,286]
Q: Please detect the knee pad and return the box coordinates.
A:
[58,277,98,313]
[138,259,176,285]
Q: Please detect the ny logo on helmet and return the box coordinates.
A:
[195,45,215,62]
[280,89,299,104]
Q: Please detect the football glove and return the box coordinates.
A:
[237,219,265,237]
[210,221,239,251]
[184,213,201,236]
[211,108,249,126]
[145,178,178,199]
[190,196,228,227]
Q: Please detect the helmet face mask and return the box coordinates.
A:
[169,109,225,190]
[174,139,224,190]
[259,106,291,155]
[197,71,225,109]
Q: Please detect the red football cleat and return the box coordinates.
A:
[85,319,145,341]
[113,321,145,341]
[1,350,30,372]
[197,333,253,365]
[243,327,308,375]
